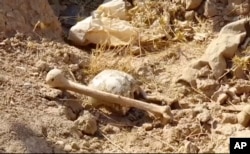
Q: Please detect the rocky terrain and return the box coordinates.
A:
[1,0,250,153]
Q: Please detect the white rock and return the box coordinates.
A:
[64,144,72,152]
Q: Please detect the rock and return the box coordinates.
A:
[58,106,77,121]
[151,141,164,150]
[74,111,97,135]
[197,110,211,123]
[185,0,203,10]
[221,113,237,124]
[35,60,49,72]
[55,141,65,147]
[204,0,218,17]
[142,123,153,131]
[196,79,218,97]
[23,82,32,89]
[102,124,120,134]
[0,0,62,39]
[185,11,195,21]
[71,142,80,150]
[55,140,65,152]
[40,87,63,98]
[178,19,249,87]
[237,105,250,127]
[64,144,72,152]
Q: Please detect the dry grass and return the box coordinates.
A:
[84,47,136,79]
[232,55,250,71]
[128,0,209,45]
[82,0,212,79]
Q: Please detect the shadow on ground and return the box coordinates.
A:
[10,122,66,153]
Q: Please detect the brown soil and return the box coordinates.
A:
[1,0,250,153]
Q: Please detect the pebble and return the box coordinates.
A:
[58,106,77,121]
[35,60,49,72]
[197,110,211,123]
[64,144,72,152]
[142,123,153,131]
[185,10,195,21]
[55,140,65,146]
[221,113,237,124]
[103,124,120,134]
[23,82,32,89]
[71,142,80,150]
[74,111,97,135]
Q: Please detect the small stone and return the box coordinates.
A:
[74,111,97,135]
[103,124,120,134]
[56,141,64,145]
[204,0,218,17]
[71,142,80,150]
[35,60,49,72]
[185,11,195,21]
[58,106,77,121]
[142,123,153,131]
[55,141,65,146]
[221,113,237,124]
[237,105,250,127]
[197,110,211,123]
[41,88,63,98]
[64,144,72,152]
[23,82,32,88]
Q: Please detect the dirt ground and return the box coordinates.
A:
[1,0,250,153]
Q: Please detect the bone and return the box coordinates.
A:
[45,68,173,124]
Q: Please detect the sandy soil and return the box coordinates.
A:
[1,0,250,153]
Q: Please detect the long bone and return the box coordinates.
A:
[45,68,172,124]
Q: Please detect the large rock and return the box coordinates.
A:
[0,0,62,39]
[177,18,249,86]
[203,0,219,17]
